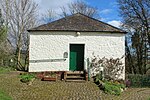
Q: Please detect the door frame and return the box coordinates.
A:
[68,42,85,71]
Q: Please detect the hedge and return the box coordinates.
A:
[126,74,150,87]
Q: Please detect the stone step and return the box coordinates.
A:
[64,71,88,82]
[66,71,84,74]
[66,76,84,79]
[65,80,86,82]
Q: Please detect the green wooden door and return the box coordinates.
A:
[69,44,84,71]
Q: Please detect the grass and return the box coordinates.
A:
[0,67,14,74]
[0,90,12,100]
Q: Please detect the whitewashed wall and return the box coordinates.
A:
[29,31,125,79]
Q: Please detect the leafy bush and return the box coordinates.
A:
[19,73,35,83]
[94,78,125,95]
[117,83,126,89]
[126,74,150,87]
[104,82,121,95]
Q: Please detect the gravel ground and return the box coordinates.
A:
[0,71,150,100]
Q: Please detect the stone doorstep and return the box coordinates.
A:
[65,80,86,82]
[31,71,88,82]
[65,71,88,82]
[66,76,84,79]
[67,71,84,74]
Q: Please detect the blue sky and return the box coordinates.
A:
[35,0,122,27]
[86,0,121,21]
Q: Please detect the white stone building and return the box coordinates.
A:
[28,13,126,79]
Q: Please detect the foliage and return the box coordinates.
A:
[90,55,124,80]
[94,73,103,83]
[0,54,16,67]
[0,9,14,69]
[0,90,12,100]
[0,11,9,69]
[93,72,126,95]
[94,77,125,95]
[126,74,150,87]
[19,73,35,83]
[104,82,121,95]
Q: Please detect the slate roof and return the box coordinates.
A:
[28,13,126,33]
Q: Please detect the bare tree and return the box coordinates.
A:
[70,1,98,17]
[60,6,69,17]
[61,0,99,18]
[42,1,99,23]
[0,9,6,43]
[1,0,38,70]
[118,0,150,74]
[118,0,150,45]
[41,9,57,23]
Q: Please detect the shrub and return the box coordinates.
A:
[118,83,126,89]
[94,79,125,95]
[90,55,124,80]
[19,73,35,83]
[126,74,150,87]
[94,73,103,84]
[104,81,122,95]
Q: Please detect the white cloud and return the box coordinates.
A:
[100,9,112,14]
[107,20,122,28]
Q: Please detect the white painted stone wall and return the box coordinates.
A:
[29,31,125,79]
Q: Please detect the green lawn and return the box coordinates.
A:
[0,67,14,74]
[0,67,13,100]
[0,90,12,100]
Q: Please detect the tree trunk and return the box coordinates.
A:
[24,49,29,71]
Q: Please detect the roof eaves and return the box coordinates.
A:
[27,29,127,34]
